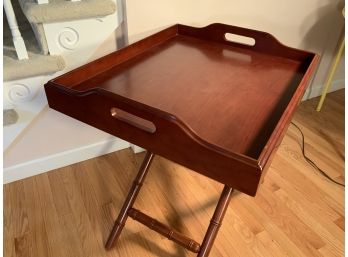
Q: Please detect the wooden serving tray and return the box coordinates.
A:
[45,23,319,196]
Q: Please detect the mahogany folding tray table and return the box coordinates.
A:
[45,23,319,257]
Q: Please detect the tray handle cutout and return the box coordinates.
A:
[110,107,156,133]
[224,33,256,46]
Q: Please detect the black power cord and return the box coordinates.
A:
[290,122,345,187]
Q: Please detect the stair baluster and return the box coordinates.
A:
[3,0,29,60]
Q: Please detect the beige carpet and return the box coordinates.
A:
[20,0,116,23]
[4,50,65,81]
[3,109,19,126]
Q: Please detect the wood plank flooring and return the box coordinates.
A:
[4,90,345,257]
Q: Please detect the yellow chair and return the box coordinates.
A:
[316,8,345,111]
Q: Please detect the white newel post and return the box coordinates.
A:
[3,0,29,60]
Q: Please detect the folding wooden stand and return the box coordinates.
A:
[105,151,234,257]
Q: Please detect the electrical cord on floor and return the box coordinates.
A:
[290,122,345,187]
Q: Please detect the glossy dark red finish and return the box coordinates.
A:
[45,23,319,196]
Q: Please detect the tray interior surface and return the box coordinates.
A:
[73,35,308,158]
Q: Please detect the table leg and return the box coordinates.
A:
[105,151,154,249]
[197,186,234,257]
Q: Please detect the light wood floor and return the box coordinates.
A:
[4,90,344,257]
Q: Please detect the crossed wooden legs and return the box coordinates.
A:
[106,151,233,257]
[105,151,154,248]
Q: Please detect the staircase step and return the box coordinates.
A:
[4,6,65,81]
[21,0,116,23]
[4,50,65,81]
[4,109,19,126]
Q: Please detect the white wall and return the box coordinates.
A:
[126,0,345,98]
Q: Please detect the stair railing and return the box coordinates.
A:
[3,0,29,60]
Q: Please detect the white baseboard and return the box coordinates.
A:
[130,144,145,153]
[302,79,345,101]
[4,106,133,184]
[4,138,130,184]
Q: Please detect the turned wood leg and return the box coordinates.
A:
[105,151,154,249]
[197,186,234,257]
